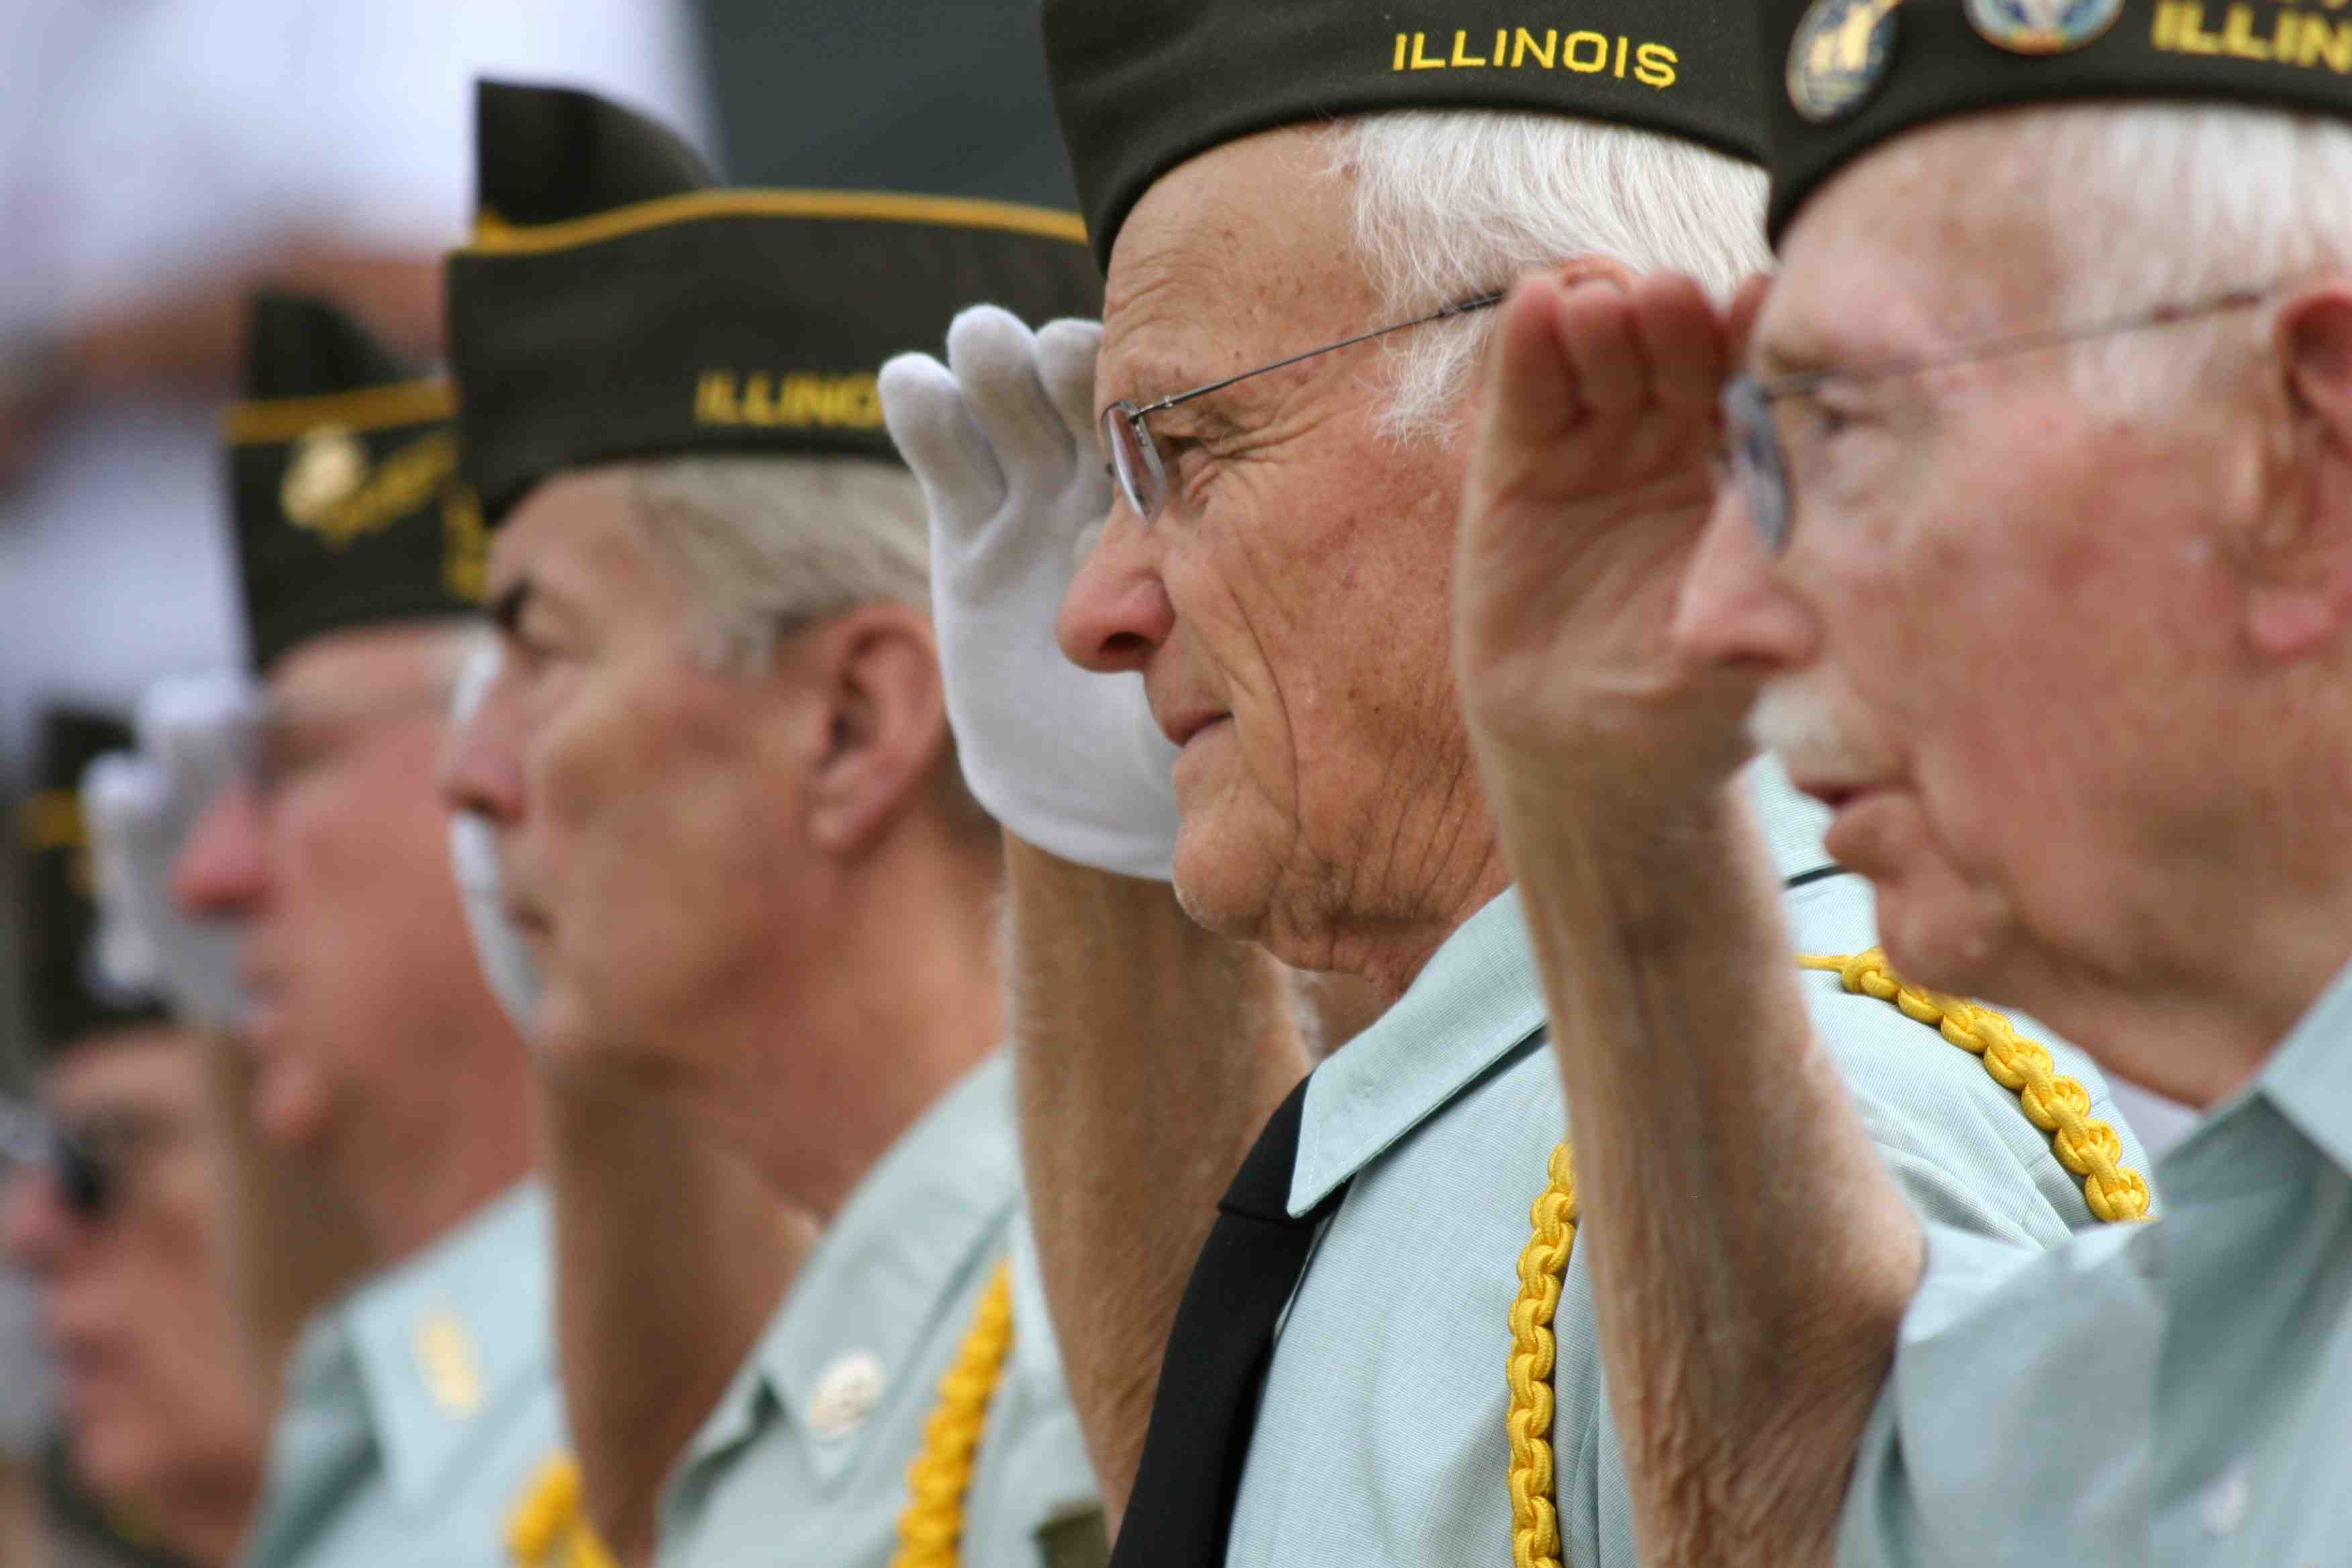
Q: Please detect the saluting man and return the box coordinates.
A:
[172,296,562,1568]
[439,82,1108,1568]
[5,709,268,1568]
[879,3,2154,1565]
[1450,0,2352,1562]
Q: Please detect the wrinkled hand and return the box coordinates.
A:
[1455,271,1765,835]
[881,307,1179,881]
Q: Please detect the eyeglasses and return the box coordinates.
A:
[0,1101,175,1223]
[1722,281,2290,556]
[1099,292,1505,525]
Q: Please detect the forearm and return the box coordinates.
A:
[1005,836,1309,1526]
[52,244,442,401]
[534,1079,813,1568]
[197,1034,373,1396]
[1494,774,1920,1567]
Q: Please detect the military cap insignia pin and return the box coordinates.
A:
[280,424,370,532]
[1789,0,1904,123]
[1965,0,2125,54]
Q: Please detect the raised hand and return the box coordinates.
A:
[1454,270,1767,840]
[881,307,1180,881]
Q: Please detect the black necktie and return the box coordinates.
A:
[1110,1075,1344,1568]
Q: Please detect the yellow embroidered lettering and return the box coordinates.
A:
[2296,11,2352,70]
[1634,41,1678,87]
[1451,29,1489,66]
[2222,3,2275,58]
[2152,0,2182,49]
[1561,30,1609,71]
[1512,27,1557,66]
[743,373,779,426]
[2176,3,2224,53]
[1410,31,1445,68]
[1615,34,1630,76]
[695,371,740,426]
[1394,32,1408,70]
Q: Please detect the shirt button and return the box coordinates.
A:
[2198,1463,2252,1536]
[807,1351,886,1438]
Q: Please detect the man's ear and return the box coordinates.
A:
[797,604,950,858]
[2246,287,2352,660]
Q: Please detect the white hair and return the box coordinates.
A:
[1322,110,1770,442]
[1913,103,2352,405]
[618,454,930,673]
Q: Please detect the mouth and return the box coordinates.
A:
[1790,775,1879,814]
[1158,709,1230,748]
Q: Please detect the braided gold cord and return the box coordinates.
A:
[1502,952,2155,1567]
[504,1454,619,1568]
[1506,1142,1579,1568]
[1797,950,2153,1222]
[890,1259,1017,1568]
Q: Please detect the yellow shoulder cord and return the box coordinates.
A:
[506,1454,620,1568]
[507,1260,1018,1568]
[1503,950,2154,1568]
[890,1258,1019,1568]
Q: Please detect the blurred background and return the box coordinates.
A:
[0,4,1068,1561]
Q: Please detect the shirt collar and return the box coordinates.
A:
[686,1052,1020,1490]
[2252,954,2352,1176]
[1287,757,1837,1218]
[336,1181,555,1512]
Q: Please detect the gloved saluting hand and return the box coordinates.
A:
[881,307,1179,882]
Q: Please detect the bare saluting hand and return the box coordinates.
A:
[1454,268,1769,849]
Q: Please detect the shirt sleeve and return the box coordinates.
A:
[1838,1222,2156,1568]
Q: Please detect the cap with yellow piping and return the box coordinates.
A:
[223,295,483,673]
[446,79,1105,525]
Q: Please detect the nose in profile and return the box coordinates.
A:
[171,781,268,922]
[1671,489,1820,675]
[1057,512,1175,675]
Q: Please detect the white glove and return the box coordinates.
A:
[447,635,544,1031]
[880,307,1180,881]
[77,671,254,1031]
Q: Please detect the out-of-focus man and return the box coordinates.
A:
[172,297,563,1567]
[4,709,266,1567]
[875,3,2155,1564]
[441,80,1109,1568]
[1451,1,2352,1562]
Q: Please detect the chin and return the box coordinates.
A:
[1168,816,1277,948]
[1870,876,2020,1003]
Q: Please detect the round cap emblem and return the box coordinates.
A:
[281,424,369,528]
[1963,0,2124,55]
[1788,0,1903,125]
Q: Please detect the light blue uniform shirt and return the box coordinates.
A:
[657,1052,1102,1568]
[1841,954,2352,1567]
[1225,761,2151,1568]
[244,1181,564,1568]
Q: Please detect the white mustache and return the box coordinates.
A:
[1747,679,1888,784]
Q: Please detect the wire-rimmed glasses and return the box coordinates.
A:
[1722,281,2290,556]
[1099,292,1506,525]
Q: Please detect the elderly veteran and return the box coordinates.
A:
[438,81,1108,1568]
[169,296,565,1568]
[1451,1,2352,1563]
[3,709,267,1568]
[877,2,2157,1565]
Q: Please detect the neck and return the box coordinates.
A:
[1284,801,1512,1006]
[701,832,1003,1222]
[1997,879,2352,1110]
[354,1025,537,1266]
[150,1467,264,1568]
